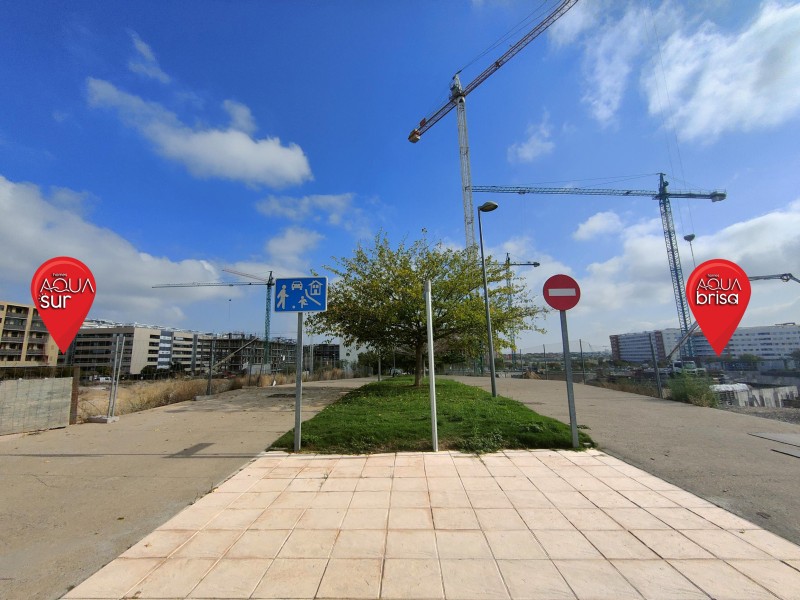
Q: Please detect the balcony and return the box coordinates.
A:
[0,348,23,356]
[2,322,26,331]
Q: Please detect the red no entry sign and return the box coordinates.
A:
[543,274,581,311]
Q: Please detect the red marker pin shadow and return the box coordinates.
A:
[686,259,750,356]
[31,257,96,353]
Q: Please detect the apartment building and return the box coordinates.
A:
[0,300,59,368]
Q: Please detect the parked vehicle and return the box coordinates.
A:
[670,361,705,376]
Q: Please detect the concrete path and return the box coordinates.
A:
[449,376,800,546]
[0,379,368,600]
[65,449,800,599]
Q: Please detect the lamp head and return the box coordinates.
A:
[478,201,499,213]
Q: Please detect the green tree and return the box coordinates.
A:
[307,232,544,386]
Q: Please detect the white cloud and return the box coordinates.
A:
[548,0,602,48]
[257,193,353,223]
[86,78,312,187]
[0,174,230,325]
[572,211,624,240]
[127,31,171,83]
[265,226,324,273]
[507,112,555,163]
[642,2,800,142]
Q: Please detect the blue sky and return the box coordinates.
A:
[2,0,799,353]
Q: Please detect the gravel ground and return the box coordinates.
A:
[718,405,800,425]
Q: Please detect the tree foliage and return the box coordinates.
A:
[307,232,545,385]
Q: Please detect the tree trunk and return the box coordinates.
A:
[414,342,424,387]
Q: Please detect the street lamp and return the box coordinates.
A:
[477,201,498,397]
[683,234,696,269]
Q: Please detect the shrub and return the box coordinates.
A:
[667,375,717,407]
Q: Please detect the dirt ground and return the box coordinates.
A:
[718,405,800,425]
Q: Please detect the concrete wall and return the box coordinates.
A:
[0,377,72,435]
[718,385,799,408]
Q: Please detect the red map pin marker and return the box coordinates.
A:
[686,258,750,356]
[30,257,96,353]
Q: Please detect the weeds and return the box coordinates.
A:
[667,375,718,407]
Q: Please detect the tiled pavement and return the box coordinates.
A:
[64,450,800,599]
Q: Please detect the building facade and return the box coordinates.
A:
[611,324,800,363]
[0,300,59,368]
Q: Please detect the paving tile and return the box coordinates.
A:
[342,507,389,529]
[350,490,391,508]
[644,507,718,530]
[317,558,382,598]
[462,477,502,491]
[560,476,612,492]
[467,490,513,508]
[188,558,271,598]
[356,477,393,491]
[504,489,554,508]
[285,478,324,492]
[474,508,528,530]
[436,530,493,558]
[251,558,327,598]
[425,466,459,478]
[277,529,338,558]
[391,490,431,507]
[635,476,681,491]
[730,529,800,559]
[269,491,317,509]
[190,491,242,509]
[320,477,359,491]
[595,476,651,491]
[517,508,577,530]
[392,477,428,491]
[553,559,644,600]
[485,530,547,559]
[296,467,333,479]
[224,529,291,558]
[581,490,638,509]
[611,559,707,600]
[395,455,424,467]
[158,507,221,530]
[250,478,291,493]
[631,530,714,559]
[203,508,264,530]
[440,558,509,599]
[519,466,556,479]
[229,491,281,509]
[494,477,536,492]
[583,530,660,559]
[534,530,603,559]
[604,508,671,530]
[581,465,627,479]
[681,529,772,559]
[251,508,304,529]
[395,466,426,478]
[363,466,394,478]
[432,507,480,529]
[309,490,353,508]
[688,506,761,529]
[497,559,576,599]
[295,507,346,529]
[330,529,386,558]
[427,477,464,491]
[430,489,472,507]
[173,529,242,558]
[486,466,524,478]
[121,529,195,558]
[126,557,216,598]
[214,477,259,493]
[63,558,162,599]
[388,507,433,529]
[658,489,715,508]
[619,490,679,508]
[386,530,438,558]
[381,558,444,599]
[541,491,595,508]
[728,559,800,600]
[560,508,623,530]
[267,467,304,479]
[669,559,778,600]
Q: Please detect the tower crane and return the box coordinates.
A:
[153,269,274,375]
[408,0,579,251]
[473,173,727,358]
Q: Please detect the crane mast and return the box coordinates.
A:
[473,174,726,358]
[408,0,579,250]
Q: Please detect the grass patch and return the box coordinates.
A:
[270,377,594,454]
[667,374,718,407]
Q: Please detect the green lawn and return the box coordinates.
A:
[270,377,594,454]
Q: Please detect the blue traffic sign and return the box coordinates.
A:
[274,277,328,312]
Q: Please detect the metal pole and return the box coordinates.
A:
[425,280,438,451]
[543,344,548,380]
[206,338,215,396]
[579,339,586,384]
[650,333,663,399]
[378,352,382,381]
[478,209,497,397]
[294,312,304,452]
[560,311,579,448]
[107,334,120,419]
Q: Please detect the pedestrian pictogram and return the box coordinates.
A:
[274,277,327,312]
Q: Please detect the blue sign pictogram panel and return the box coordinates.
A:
[274,277,328,312]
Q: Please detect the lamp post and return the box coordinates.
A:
[478,201,498,397]
[683,234,696,269]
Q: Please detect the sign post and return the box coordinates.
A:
[274,277,328,451]
[543,274,581,449]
